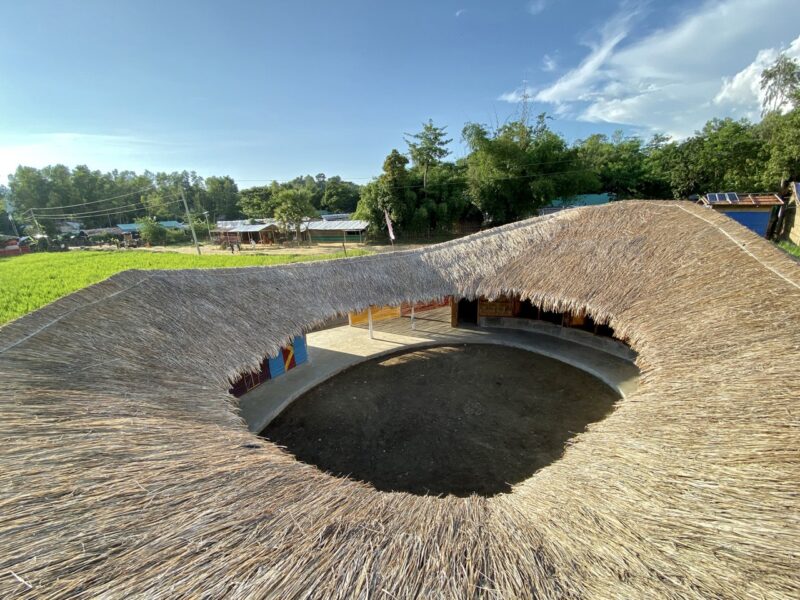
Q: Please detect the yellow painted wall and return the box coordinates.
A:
[348,305,402,326]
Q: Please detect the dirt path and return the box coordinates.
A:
[262,344,620,497]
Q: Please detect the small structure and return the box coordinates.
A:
[539,193,612,216]
[56,221,83,235]
[212,219,281,245]
[82,226,125,238]
[117,220,188,234]
[781,182,800,246]
[306,219,368,243]
[0,235,30,256]
[698,192,784,237]
[319,212,353,221]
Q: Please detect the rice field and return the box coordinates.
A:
[0,249,368,325]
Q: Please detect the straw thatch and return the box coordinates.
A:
[1,201,798,599]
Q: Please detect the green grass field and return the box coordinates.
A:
[778,240,800,258]
[0,249,368,326]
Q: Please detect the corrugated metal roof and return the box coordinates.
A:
[117,221,188,231]
[159,221,188,229]
[229,223,279,233]
[216,219,278,231]
[700,193,783,207]
[320,213,353,221]
[306,220,369,231]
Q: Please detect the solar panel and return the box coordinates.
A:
[706,193,718,203]
[726,192,739,203]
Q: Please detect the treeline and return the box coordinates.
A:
[2,55,798,239]
[2,168,241,232]
[350,103,799,236]
[0,168,361,236]
[355,54,800,235]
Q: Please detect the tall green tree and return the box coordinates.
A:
[272,188,318,244]
[463,115,595,223]
[239,184,277,219]
[405,119,452,190]
[758,107,800,186]
[354,150,418,235]
[321,176,360,213]
[761,53,800,116]
[205,175,241,219]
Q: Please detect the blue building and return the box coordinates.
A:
[539,193,612,216]
[698,193,784,237]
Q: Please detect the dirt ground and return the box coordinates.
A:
[262,344,620,497]
[83,242,364,256]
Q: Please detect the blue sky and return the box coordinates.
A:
[1,0,799,186]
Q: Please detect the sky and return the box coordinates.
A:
[1,0,799,186]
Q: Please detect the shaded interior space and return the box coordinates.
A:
[455,296,620,339]
[261,344,621,497]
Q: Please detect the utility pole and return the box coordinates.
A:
[203,211,212,242]
[180,188,201,256]
[28,209,42,235]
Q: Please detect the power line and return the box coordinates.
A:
[31,183,157,211]
[234,156,595,185]
[29,194,184,220]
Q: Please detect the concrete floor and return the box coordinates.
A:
[237,308,640,434]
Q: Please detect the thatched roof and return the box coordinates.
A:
[1,201,798,598]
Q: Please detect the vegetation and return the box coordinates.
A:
[0,249,368,325]
[135,217,168,246]
[778,240,800,258]
[4,168,362,234]
[272,188,318,242]
[3,55,799,239]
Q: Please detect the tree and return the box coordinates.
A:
[135,217,167,245]
[239,184,277,219]
[761,53,800,116]
[758,107,800,186]
[205,175,241,220]
[405,119,452,190]
[141,189,174,219]
[354,150,419,235]
[463,114,595,223]
[578,132,648,199]
[0,211,14,236]
[321,176,360,213]
[272,189,318,244]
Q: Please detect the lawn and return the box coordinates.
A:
[0,249,368,326]
[777,240,800,258]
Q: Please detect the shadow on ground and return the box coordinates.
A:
[261,344,620,497]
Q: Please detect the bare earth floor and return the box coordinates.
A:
[261,344,621,497]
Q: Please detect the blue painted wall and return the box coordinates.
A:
[723,210,772,236]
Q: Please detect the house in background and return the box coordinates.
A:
[212,219,281,244]
[306,219,369,243]
[538,193,612,216]
[779,183,800,245]
[697,193,784,237]
[116,220,188,234]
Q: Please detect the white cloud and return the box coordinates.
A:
[497,4,642,106]
[714,35,800,118]
[455,8,466,17]
[542,53,557,72]
[528,0,547,16]
[502,0,800,137]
